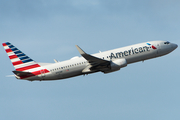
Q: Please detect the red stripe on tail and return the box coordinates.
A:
[9,55,18,59]
[12,61,23,66]
[5,49,13,53]
[16,64,41,71]
[2,43,7,46]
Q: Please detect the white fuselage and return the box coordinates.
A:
[25,41,178,81]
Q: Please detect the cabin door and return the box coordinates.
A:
[156,43,161,55]
[40,69,45,80]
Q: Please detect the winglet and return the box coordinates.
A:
[75,45,86,55]
[75,45,109,64]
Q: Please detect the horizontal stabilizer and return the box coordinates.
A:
[12,71,33,77]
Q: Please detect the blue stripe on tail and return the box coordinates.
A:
[11,48,18,51]
[14,51,23,54]
[17,53,26,57]
[22,59,33,63]
[8,45,15,48]
[19,56,29,60]
[5,42,35,63]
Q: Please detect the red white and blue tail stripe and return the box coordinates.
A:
[2,42,49,79]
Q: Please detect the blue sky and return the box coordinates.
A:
[0,0,180,120]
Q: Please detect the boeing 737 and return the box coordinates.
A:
[2,41,178,81]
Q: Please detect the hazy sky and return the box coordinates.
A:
[0,0,180,120]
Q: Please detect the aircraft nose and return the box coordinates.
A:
[172,43,178,50]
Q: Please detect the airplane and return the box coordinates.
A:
[2,41,178,81]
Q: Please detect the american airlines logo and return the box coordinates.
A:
[110,43,156,59]
[146,43,157,50]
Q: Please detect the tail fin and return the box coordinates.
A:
[2,42,49,79]
[2,42,41,71]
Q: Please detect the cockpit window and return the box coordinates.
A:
[164,41,170,44]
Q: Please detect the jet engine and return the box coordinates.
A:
[103,58,127,73]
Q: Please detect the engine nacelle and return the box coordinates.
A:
[103,58,127,73]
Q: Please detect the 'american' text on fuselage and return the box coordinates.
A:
[110,46,150,59]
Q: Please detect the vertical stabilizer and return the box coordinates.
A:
[2,42,49,79]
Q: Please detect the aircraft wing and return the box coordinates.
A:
[75,45,110,73]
